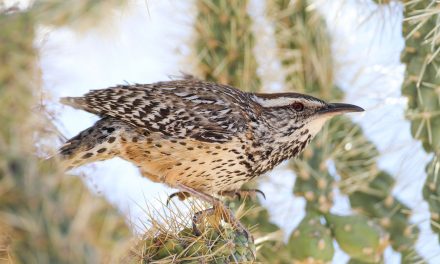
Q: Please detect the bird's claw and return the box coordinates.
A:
[219,189,266,201]
[166,191,190,206]
[174,184,253,242]
[191,206,253,242]
[192,207,215,236]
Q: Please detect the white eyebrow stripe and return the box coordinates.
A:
[253,96,311,107]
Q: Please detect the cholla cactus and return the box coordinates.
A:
[32,0,127,31]
[372,0,392,4]
[399,0,440,242]
[287,212,335,263]
[269,0,421,262]
[0,4,132,263]
[194,0,259,91]
[229,199,292,263]
[126,202,256,263]
[325,214,388,263]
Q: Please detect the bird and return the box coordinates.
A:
[58,77,363,235]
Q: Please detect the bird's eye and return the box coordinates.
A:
[292,102,304,112]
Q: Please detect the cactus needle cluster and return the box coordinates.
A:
[399,0,440,243]
[128,210,256,264]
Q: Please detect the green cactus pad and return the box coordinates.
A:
[288,213,334,263]
[326,214,388,263]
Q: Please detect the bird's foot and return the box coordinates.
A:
[176,184,252,241]
[167,188,266,205]
[166,191,191,206]
[219,189,266,201]
[192,207,216,236]
[191,205,252,241]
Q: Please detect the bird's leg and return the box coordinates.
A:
[192,207,215,236]
[218,189,266,201]
[176,184,220,204]
[168,189,266,205]
[176,184,252,240]
[166,191,191,206]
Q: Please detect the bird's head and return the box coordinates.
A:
[252,92,364,142]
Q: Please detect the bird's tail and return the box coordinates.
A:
[60,96,86,109]
[60,96,103,116]
[58,117,122,170]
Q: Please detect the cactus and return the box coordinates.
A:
[0,4,132,263]
[326,214,388,263]
[269,0,422,261]
[399,0,440,243]
[348,173,419,252]
[32,0,127,31]
[424,157,440,239]
[288,212,334,263]
[348,258,384,264]
[229,198,292,263]
[372,0,393,4]
[127,206,256,263]
[402,0,440,154]
[194,0,259,92]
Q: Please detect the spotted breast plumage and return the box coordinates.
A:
[59,78,363,195]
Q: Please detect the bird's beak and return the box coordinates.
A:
[319,103,364,116]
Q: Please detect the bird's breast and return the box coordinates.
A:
[119,132,253,193]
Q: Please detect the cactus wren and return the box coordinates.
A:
[59,78,363,209]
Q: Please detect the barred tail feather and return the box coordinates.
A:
[58,117,122,170]
[60,96,102,115]
[60,96,85,108]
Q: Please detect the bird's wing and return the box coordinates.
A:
[60,80,255,143]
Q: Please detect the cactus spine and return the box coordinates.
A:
[269,0,421,262]
[399,0,440,243]
[127,208,256,263]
